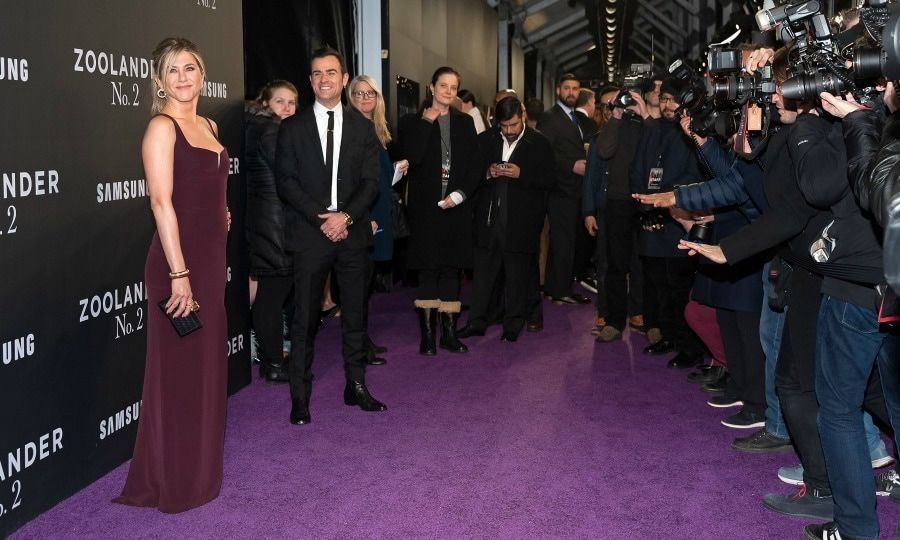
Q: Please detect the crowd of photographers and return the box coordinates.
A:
[580,2,900,538]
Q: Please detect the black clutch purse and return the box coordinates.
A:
[158,297,203,337]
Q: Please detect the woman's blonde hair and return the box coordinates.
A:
[347,75,391,147]
[150,37,206,115]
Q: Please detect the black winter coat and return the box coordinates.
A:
[629,117,703,257]
[472,126,554,253]
[397,108,480,269]
[245,108,291,277]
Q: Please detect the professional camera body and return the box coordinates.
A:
[708,47,777,105]
[756,0,900,102]
[666,53,756,140]
[610,63,654,109]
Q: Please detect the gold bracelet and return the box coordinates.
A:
[340,211,353,226]
[168,269,190,279]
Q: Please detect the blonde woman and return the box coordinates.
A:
[347,74,408,364]
[115,37,228,513]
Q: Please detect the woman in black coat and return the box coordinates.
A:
[245,80,298,381]
[397,66,480,356]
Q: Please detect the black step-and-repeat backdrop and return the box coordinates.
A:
[0,2,249,536]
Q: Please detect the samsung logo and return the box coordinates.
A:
[97,179,147,203]
[201,80,227,99]
[99,401,141,440]
[2,334,35,365]
[0,56,29,82]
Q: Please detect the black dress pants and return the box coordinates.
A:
[289,244,368,402]
[603,199,639,331]
[469,245,532,334]
[252,275,293,367]
[544,191,579,298]
[641,255,699,350]
[717,306,766,417]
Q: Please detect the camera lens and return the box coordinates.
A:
[781,71,847,101]
[853,48,886,80]
[883,7,900,79]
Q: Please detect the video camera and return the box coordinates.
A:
[610,63,654,109]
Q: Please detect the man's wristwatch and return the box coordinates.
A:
[340,211,353,226]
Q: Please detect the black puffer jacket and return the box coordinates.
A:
[245,106,292,277]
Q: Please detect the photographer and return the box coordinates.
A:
[589,87,649,342]
[810,82,900,539]
[636,101,788,449]
[629,77,705,367]
[682,45,896,536]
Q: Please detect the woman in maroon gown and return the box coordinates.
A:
[115,37,228,513]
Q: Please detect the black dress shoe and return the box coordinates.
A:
[643,339,675,355]
[526,319,543,332]
[667,351,704,369]
[289,399,310,425]
[687,365,725,384]
[344,380,387,412]
[500,331,518,342]
[365,355,386,366]
[457,324,486,338]
[259,362,290,383]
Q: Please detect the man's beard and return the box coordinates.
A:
[563,96,577,107]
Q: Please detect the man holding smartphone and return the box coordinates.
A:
[459,97,554,341]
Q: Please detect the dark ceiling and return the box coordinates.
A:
[495,0,860,85]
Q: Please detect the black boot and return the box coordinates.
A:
[439,312,468,353]
[416,307,437,356]
[344,380,387,411]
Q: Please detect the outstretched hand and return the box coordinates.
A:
[678,239,727,264]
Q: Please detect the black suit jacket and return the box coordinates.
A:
[536,104,586,198]
[473,126,554,253]
[276,105,380,251]
[575,110,598,142]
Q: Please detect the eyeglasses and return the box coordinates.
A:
[659,96,675,103]
[352,90,377,100]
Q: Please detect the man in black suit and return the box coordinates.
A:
[574,88,598,142]
[276,47,385,425]
[459,97,554,341]
[537,73,591,305]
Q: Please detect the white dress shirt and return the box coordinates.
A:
[313,101,343,210]
[501,127,525,162]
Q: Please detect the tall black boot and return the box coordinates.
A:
[416,307,437,356]
[439,311,468,353]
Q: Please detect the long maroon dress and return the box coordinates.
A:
[115,114,228,513]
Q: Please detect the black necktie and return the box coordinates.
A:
[325,111,334,181]
[570,110,583,139]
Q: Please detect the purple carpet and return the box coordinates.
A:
[12,288,900,539]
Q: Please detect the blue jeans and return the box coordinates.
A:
[875,331,900,473]
[760,263,789,439]
[815,295,890,540]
